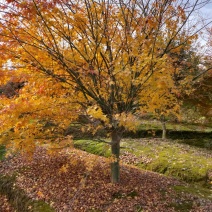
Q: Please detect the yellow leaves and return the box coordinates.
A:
[0,0,198,158]
[87,105,109,124]
[59,164,69,173]
[69,158,78,167]
[73,13,87,31]
[157,81,167,89]
[0,69,78,154]
[84,155,98,172]
[171,46,183,53]
[37,190,45,198]
[137,61,181,119]
[115,113,140,132]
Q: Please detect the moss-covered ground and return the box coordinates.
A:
[72,138,212,200]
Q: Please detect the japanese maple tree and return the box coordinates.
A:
[0,0,210,183]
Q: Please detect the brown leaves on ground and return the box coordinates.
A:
[120,151,152,165]
[0,195,15,212]
[0,148,211,212]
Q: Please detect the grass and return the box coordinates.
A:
[138,120,212,132]
[168,183,212,211]
[173,184,212,200]
[169,200,193,212]
[0,136,211,210]
[123,139,212,184]
[73,139,111,157]
[1,121,212,208]
[2,148,210,211]
[177,138,212,149]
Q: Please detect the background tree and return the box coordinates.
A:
[0,0,211,183]
[141,40,202,139]
[183,27,212,124]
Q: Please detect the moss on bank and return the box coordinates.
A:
[73,139,211,183]
[72,138,212,200]
[122,139,212,183]
[73,139,111,157]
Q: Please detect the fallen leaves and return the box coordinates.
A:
[37,190,45,198]
[120,151,152,165]
[0,195,14,212]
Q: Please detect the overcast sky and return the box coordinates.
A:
[190,0,212,49]
[199,0,212,21]
[201,0,212,14]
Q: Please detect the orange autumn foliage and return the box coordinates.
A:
[0,0,208,182]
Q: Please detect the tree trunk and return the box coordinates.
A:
[162,121,167,139]
[111,129,122,183]
[160,115,167,140]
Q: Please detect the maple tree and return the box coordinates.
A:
[155,44,202,139]
[0,0,211,183]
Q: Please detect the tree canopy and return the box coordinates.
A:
[0,0,211,183]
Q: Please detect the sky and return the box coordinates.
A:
[189,0,212,50]
[199,0,212,24]
[200,0,212,15]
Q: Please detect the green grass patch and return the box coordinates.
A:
[177,138,212,149]
[122,139,212,183]
[0,174,54,212]
[137,120,212,132]
[169,200,193,212]
[148,151,209,182]
[169,183,212,211]
[73,140,111,157]
[173,184,212,200]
